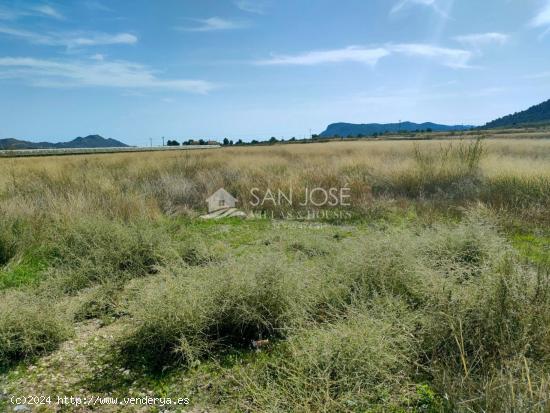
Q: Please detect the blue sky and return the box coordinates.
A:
[0,0,549,145]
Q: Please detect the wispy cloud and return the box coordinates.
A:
[178,17,247,32]
[30,4,64,19]
[82,1,112,12]
[531,0,550,27]
[90,53,105,61]
[0,57,216,94]
[0,3,63,20]
[256,46,390,66]
[454,32,509,49]
[390,0,447,17]
[0,26,137,48]
[524,71,550,79]
[234,0,269,14]
[390,43,473,68]
[256,43,473,69]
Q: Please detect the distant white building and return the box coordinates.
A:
[206,188,238,213]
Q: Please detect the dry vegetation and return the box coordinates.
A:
[0,137,549,412]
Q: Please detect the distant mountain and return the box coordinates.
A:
[0,135,129,150]
[60,135,129,148]
[319,122,474,137]
[484,99,550,129]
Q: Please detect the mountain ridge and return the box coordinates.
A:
[319,122,474,137]
[0,135,129,150]
[484,99,550,129]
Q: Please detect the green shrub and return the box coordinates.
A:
[73,283,121,321]
[418,211,509,280]
[0,291,71,365]
[422,258,550,378]
[234,299,418,412]
[46,218,178,292]
[328,230,425,308]
[120,254,314,371]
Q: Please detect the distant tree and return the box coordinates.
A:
[236,139,243,145]
[199,139,206,145]
[223,138,230,146]
[289,137,296,142]
[167,139,180,146]
[269,136,278,144]
[229,140,234,145]
[426,128,433,133]
[251,139,259,144]
[357,133,364,138]
[311,134,320,139]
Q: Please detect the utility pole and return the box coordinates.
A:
[162,137,165,146]
[149,137,152,147]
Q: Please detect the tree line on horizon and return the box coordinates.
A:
[164,129,440,147]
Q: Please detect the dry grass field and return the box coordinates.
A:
[0,137,549,412]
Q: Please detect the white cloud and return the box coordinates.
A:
[178,17,247,32]
[390,0,447,17]
[454,32,509,48]
[0,5,18,20]
[0,57,216,94]
[257,44,473,69]
[83,1,112,12]
[524,71,550,79]
[0,26,137,48]
[0,3,63,20]
[69,33,137,47]
[256,46,390,66]
[30,5,64,19]
[531,0,550,27]
[389,43,473,68]
[235,0,269,14]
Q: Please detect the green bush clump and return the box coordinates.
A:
[120,254,314,371]
[422,261,550,373]
[0,291,71,365]
[46,218,178,292]
[327,231,425,309]
[73,283,121,321]
[234,299,419,412]
[418,212,510,280]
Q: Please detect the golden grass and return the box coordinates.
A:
[0,138,548,222]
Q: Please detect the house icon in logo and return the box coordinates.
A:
[206,188,238,213]
[201,188,246,219]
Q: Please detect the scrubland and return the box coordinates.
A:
[0,137,549,412]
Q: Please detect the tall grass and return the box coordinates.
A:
[0,140,548,411]
[0,138,548,222]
